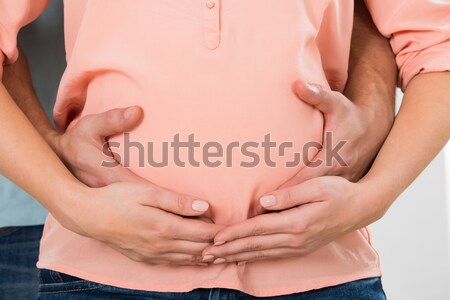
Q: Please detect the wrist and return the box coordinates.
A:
[355,176,398,223]
[47,179,93,237]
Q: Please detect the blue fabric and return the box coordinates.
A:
[38,269,387,300]
[0,225,44,300]
[0,177,47,227]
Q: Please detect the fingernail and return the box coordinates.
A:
[202,255,215,262]
[192,200,209,212]
[260,195,277,207]
[124,107,136,119]
[214,241,226,246]
[213,258,226,264]
[305,83,320,94]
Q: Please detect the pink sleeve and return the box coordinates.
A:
[0,0,49,80]
[365,0,450,91]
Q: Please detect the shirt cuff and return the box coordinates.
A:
[399,43,450,91]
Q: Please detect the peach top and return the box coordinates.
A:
[1,0,449,297]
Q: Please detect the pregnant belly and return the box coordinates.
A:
[81,69,323,225]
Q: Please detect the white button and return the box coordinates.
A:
[206,1,215,9]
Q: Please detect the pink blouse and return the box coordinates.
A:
[1,0,449,297]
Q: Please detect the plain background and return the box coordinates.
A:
[6,1,450,299]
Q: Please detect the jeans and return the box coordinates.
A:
[0,225,44,300]
[38,269,387,300]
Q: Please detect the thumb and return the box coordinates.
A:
[81,106,143,138]
[292,81,337,114]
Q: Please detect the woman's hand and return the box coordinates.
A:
[68,181,224,266]
[202,176,387,263]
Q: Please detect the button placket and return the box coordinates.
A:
[203,0,221,49]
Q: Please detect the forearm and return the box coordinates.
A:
[345,0,396,126]
[2,46,57,143]
[361,72,450,215]
[0,82,88,233]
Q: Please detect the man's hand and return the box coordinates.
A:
[201,176,383,263]
[47,106,144,187]
[279,0,394,186]
[281,81,391,187]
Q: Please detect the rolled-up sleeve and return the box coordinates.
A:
[365,0,450,91]
[0,0,49,80]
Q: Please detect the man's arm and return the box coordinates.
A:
[2,47,54,140]
[276,1,397,190]
[340,0,397,178]
[345,0,396,128]
[342,0,397,177]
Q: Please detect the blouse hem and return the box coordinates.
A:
[37,261,382,297]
